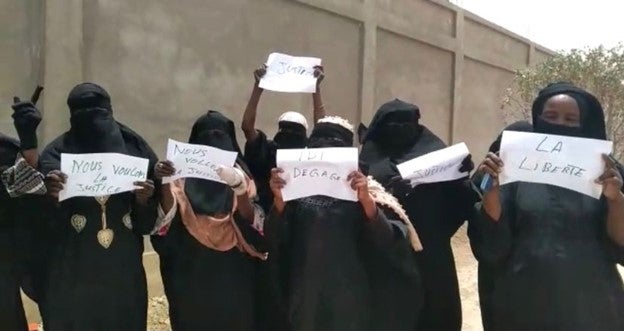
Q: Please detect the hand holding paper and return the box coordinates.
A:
[596,154,624,201]
[259,52,322,93]
[163,139,238,184]
[499,131,613,198]
[397,143,471,186]
[276,147,359,201]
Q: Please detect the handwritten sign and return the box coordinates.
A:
[59,153,149,201]
[277,147,359,201]
[163,139,238,184]
[397,143,470,186]
[499,131,613,198]
[258,52,322,93]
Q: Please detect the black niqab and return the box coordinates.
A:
[308,122,354,148]
[65,83,126,154]
[184,111,249,216]
[273,121,307,149]
[531,82,607,140]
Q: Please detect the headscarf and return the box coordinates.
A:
[364,99,422,148]
[0,134,20,169]
[273,112,308,149]
[360,99,446,186]
[531,82,607,140]
[308,116,354,148]
[184,111,251,216]
[39,83,156,175]
[488,121,533,153]
[66,83,126,153]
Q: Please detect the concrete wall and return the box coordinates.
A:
[6,0,554,322]
[1,0,553,157]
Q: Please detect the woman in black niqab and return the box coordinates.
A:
[360,99,478,331]
[151,111,266,331]
[475,82,624,331]
[36,82,159,331]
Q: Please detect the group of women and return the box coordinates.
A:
[1,66,624,331]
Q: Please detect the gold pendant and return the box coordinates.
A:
[95,195,110,205]
[70,215,87,233]
[97,229,114,249]
[123,213,133,230]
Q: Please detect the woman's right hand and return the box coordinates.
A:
[478,152,504,184]
[45,170,67,201]
[253,65,267,85]
[154,160,176,181]
[478,152,504,221]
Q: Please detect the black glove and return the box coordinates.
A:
[388,175,412,199]
[11,100,42,150]
[459,154,474,173]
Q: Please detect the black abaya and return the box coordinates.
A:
[0,135,28,331]
[151,111,263,331]
[37,112,159,330]
[265,196,423,331]
[475,183,624,331]
[361,126,477,331]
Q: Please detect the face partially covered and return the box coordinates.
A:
[375,110,419,148]
[535,94,583,137]
[308,121,354,148]
[273,121,308,149]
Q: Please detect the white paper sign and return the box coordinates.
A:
[258,52,322,93]
[276,147,359,201]
[59,153,149,201]
[499,131,613,198]
[397,143,471,186]
[163,139,238,184]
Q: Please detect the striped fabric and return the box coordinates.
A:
[1,156,46,197]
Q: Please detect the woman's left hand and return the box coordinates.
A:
[596,154,624,202]
[134,180,155,205]
[349,171,377,220]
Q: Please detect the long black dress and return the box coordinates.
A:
[0,135,28,331]
[151,192,259,331]
[37,124,158,331]
[265,195,423,331]
[474,183,624,331]
[361,126,477,331]
[151,111,265,331]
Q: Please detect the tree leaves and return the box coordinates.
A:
[502,44,624,160]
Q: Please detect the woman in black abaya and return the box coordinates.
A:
[38,83,159,331]
[476,82,624,331]
[360,99,477,331]
[468,121,532,331]
[152,111,266,331]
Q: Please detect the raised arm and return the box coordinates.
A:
[242,66,267,142]
[12,98,42,168]
[312,66,326,124]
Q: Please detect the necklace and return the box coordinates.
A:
[95,195,114,249]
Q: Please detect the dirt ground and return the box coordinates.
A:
[24,225,624,331]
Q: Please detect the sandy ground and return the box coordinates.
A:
[23,225,624,330]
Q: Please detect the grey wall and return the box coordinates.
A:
[2,0,552,159]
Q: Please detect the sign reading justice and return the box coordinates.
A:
[59,153,149,201]
[163,139,238,184]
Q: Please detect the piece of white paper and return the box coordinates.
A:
[499,131,613,199]
[59,153,149,201]
[397,143,471,186]
[276,147,359,201]
[258,52,322,93]
[163,139,238,184]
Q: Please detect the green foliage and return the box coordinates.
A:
[502,44,624,159]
